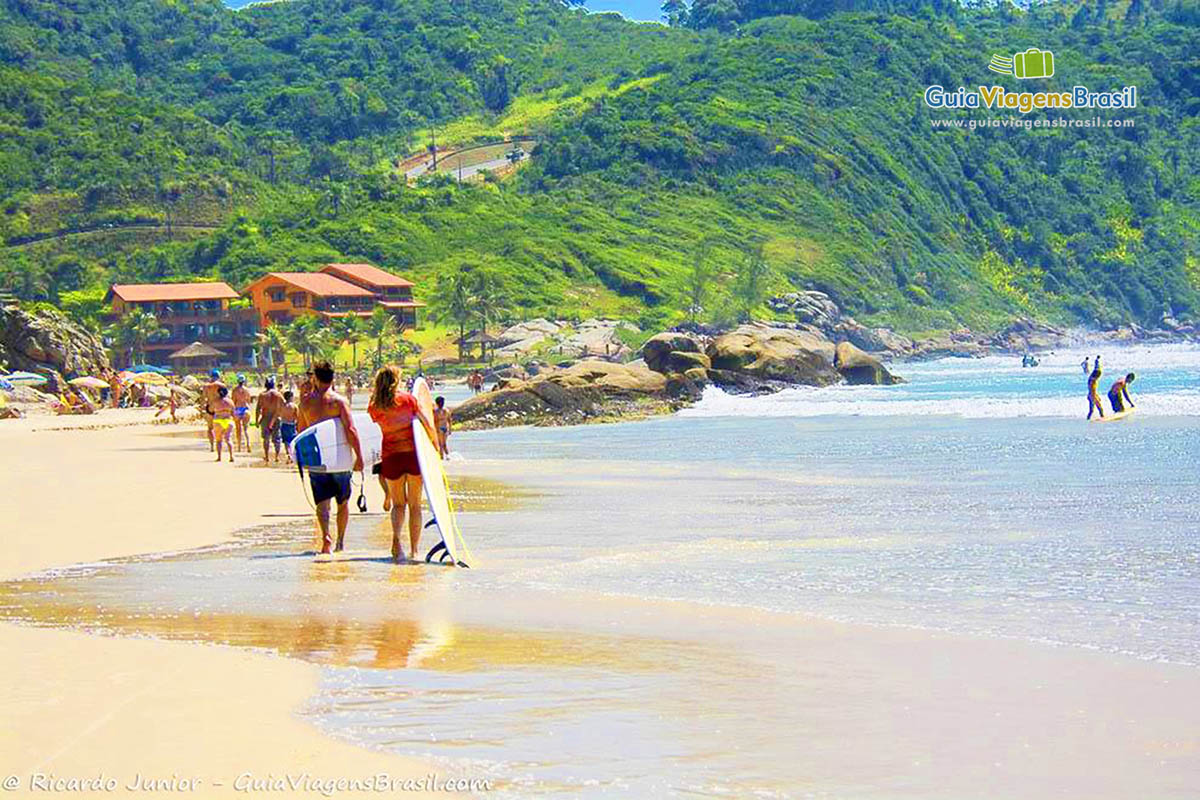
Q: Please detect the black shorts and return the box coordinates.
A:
[309,472,352,505]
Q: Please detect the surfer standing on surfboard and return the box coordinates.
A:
[297,361,364,555]
[368,366,438,564]
[1086,357,1105,420]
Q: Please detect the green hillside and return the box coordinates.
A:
[1,0,1198,333]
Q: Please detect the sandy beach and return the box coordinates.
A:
[0,411,445,798]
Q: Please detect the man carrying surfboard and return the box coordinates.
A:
[1108,373,1136,414]
[368,366,438,563]
[297,361,364,555]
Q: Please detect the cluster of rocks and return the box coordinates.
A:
[767,291,917,356]
[494,318,635,360]
[643,324,901,396]
[1,304,109,387]
[452,360,694,429]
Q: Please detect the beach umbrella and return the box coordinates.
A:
[130,372,168,386]
[117,371,136,382]
[5,371,47,386]
[69,376,110,390]
[129,364,172,375]
[0,377,13,392]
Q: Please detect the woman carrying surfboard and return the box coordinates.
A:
[369,366,438,563]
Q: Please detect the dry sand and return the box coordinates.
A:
[0,411,442,798]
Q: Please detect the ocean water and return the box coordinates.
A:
[4,343,1199,797]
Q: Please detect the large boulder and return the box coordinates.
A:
[641,332,702,373]
[834,341,903,385]
[988,317,1069,353]
[495,318,563,357]
[0,304,109,384]
[453,359,694,429]
[557,319,637,360]
[706,325,840,386]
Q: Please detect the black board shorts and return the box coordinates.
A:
[309,472,352,505]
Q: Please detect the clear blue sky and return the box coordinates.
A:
[587,0,664,23]
[226,0,665,25]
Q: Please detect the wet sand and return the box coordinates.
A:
[2,412,1199,797]
[0,412,445,797]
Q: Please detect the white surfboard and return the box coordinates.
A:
[1091,408,1136,423]
[290,410,383,473]
[412,378,472,567]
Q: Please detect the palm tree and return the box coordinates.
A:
[331,315,365,368]
[285,315,326,368]
[256,323,288,368]
[472,270,512,336]
[431,270,476,361]
[363,307,397,370]
[106,308,165,367]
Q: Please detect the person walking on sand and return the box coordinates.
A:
[344,377,355,408]
[107,369,123,409]
[369,366,437,564]
[1108,373,1136,414]
[298,361,363,554]
[1086,359,1105,420]
[232,374,252,453]
[278,390,299,464]
[434,396,452,458]
[201,369,227,451]
[211,386,236,462]
[255,377,285,463]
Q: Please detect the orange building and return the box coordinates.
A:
[105,282,258,367]
[243,263,423,329]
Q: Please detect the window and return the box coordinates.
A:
[241,321,257,336]
[290,293,307,308]
[268,288,286,303]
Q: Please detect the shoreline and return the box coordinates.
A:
[0,413,446,798]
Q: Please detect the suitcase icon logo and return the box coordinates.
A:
[988,48,1054,79]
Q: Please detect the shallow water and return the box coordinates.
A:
[3,343,1199,797]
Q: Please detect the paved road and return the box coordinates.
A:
[406,152,528,181]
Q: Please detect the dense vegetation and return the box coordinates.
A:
[1,0,1198,335]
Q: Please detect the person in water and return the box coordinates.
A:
[1108,373,1136,413]
[278,390,299,464]
[254,377,285,463]
[434,396,452,457]
[1081,357,1090,375]
[211,385,236,462]
[368,366,437,563]
[297,361,363,554]
[1086,361,1105,420]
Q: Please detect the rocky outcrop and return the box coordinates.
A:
[768,291,915,356]
[641,332,707,374]
[987,318,1069,353]
[558,319,637,360]
[706,325,841,389]
[495,319,563,357]
[1,304,109,386]
[453,359,699,429]
[834,342,903,385]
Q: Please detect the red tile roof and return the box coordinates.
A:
[109,282,240,302]
[321,262,414,288]
[249,272,374,297]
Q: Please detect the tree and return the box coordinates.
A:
[471,269,512,334]
[363,307,397,370]
[106,308,165,366]
[431,270,477,361]
[284,315,326,367]
[256,323,288,368]
[732,241,770,322]
[661,0,689,25]
[331,315,365,368]
[681,241,717,325]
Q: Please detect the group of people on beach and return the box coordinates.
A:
[286,360,450,563]
[196,361,453,563]
[1083,355,1136,419]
